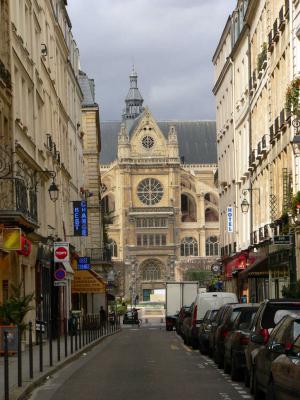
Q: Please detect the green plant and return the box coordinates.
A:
[185,269,213,287]
[257,42,267,72]
[285,77,300,118]
[0,284,34,333]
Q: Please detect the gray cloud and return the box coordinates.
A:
[68,0,236,121]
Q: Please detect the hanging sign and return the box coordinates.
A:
[73,201,88,237]
[17,235,32,257]
[227,207,234,233]
[54,242,69,263]
[1,228,22,251]
[77,257,91,270]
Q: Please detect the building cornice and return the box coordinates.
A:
[212,16,232,63]
[212,58,231,95]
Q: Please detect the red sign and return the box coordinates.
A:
[54,242,69,262]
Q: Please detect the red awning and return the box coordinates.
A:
[224,253,248,278]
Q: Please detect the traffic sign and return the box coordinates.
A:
[54,268,66,281]
[54,280,67,287]
[54,242,69,262]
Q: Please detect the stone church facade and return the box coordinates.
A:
[100,70,219,301]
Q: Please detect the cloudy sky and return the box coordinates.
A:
[68,0,236,121]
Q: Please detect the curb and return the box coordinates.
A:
[9,329,121,400]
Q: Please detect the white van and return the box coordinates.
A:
[193,292,238,323]
[187,292,238,349]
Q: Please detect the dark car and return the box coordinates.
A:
[198,309,219,355]
[253,314,300,399]
[271,331,300,400]
[182,303,193,346]
[245,299,300,391]
[208,304,233,358]
[176,306,191,336]
[214,304,255,368]
[123,311,139,325]
[223,304,259,380]
[166,311,179,331]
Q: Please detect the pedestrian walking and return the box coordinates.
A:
[99,306,107,332]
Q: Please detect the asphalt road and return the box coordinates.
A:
[29,327,252,400]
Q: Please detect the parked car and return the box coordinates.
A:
[253,314,300,399]
[245,299,300,391]
[189,292,238,350]
[176,305,191,336]
[198,309,219,355]
[223,304,259,380]
[208,304,235,357]
[166,311,179,331]
[270,331,300,400]
[214,304,255,368]
[182,303,193,346]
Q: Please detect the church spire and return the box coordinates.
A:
[122,66,145,121]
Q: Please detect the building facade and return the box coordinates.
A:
[214,0,300,302]
[100,70,219,301]
[0,0,85,334]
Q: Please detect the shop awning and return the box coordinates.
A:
[239,255,269,279]
[72,269,106,294]
[224,253,248,279]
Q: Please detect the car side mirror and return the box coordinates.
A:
[251,333,265,344]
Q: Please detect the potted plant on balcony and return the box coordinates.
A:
[0,284,34,350]
[285,77,300,118]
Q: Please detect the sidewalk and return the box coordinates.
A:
[0,325,120,400]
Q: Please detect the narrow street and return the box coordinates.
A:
[29,328,252,400]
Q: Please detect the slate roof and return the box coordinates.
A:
[100,119,217,165]
[78,70,97,107]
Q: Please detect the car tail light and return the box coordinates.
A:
[260,328,269,344]
[221,329,229,338]
[192,305,198,326]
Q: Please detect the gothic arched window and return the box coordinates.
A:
[206,236,219,256]
[180,237,198,257]
[107,239,117,258]
[142,262,161,281]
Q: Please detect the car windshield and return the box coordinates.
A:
[210,310,218,320]
[261,304,300,329]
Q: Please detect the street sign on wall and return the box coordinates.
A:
[54,268,67,281]
[54,242,69,263]
[77,257,91,270]
[73,201,88,236]
[227,207,234,233]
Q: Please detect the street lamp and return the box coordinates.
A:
[48,179,59,202]
[240,188,260,214]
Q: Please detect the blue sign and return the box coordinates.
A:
[73,201,88,236]
[227,206,234,233]
[78,256,90,270]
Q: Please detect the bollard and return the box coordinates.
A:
[49,320,53,367]
[79,319,82,349]
[70,330,74,354]
[64,318,68,358]
[82,317,85,346]
[29,322,33,379]
[75,325,78,351]
[17,324,22,387]
[4,330,9,400]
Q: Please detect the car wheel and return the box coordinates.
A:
[244,368,250,387]
[224,356,231,374]
[249,365,255,394]
[253,368,264,400]
[230,355,241,381]
[266,378,276,400]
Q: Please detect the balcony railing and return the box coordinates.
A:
[0,178,38,226]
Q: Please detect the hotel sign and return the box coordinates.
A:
[73,201,88,237]
[227,207,234,233]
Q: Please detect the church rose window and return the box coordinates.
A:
[137,178,163,205]
[142,135,154,149]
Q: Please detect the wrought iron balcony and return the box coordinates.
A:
[0,178,38,228]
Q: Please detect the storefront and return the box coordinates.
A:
[223,252,248,298]
[268,246,290,299]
